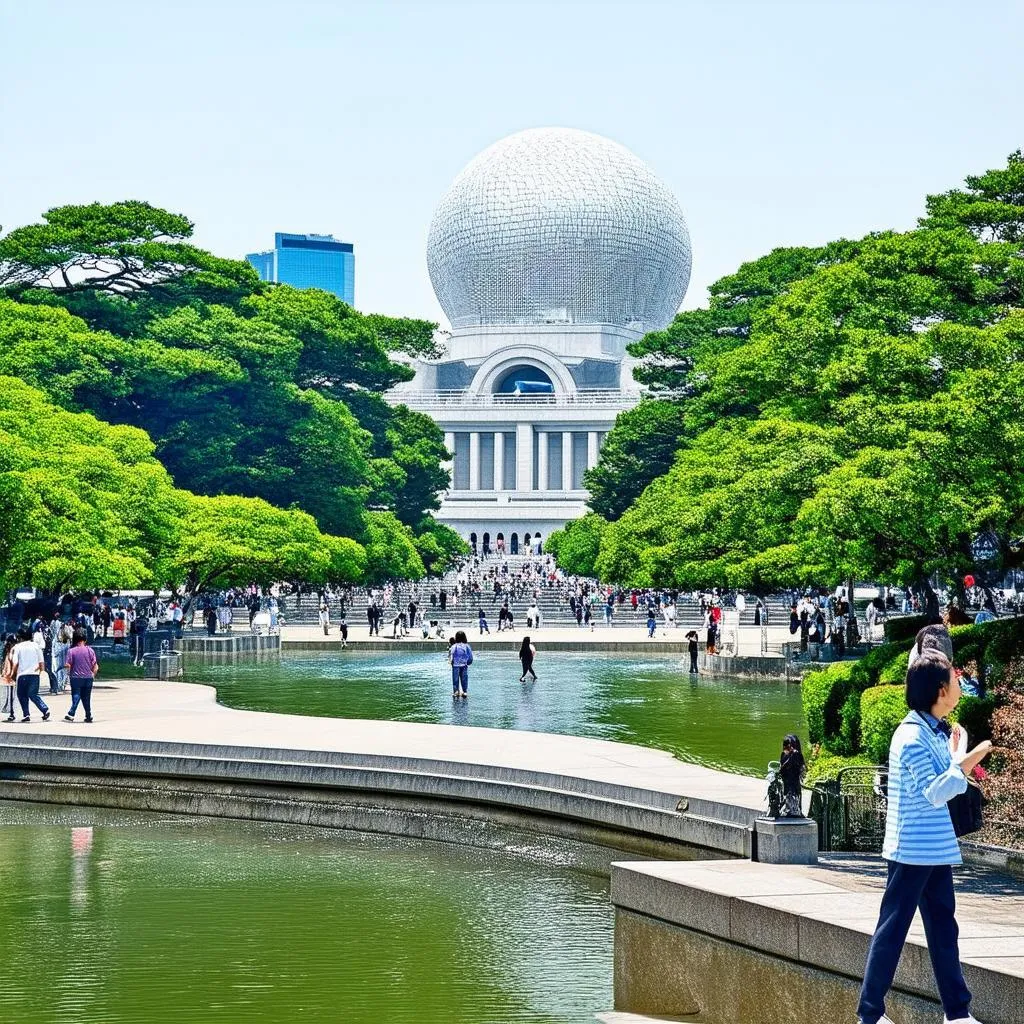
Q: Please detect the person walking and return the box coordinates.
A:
[338,614,349,650]
[204,604,218,636]
[450,631,473,699]
[518,636,537,682]
[130,612,148,667]
[64,630,99,723]
[11,627,50,722]
[1,633,18,722]
[856,653,991,1024]
[318,601,331,636]
[51,621,72,692]
[478,607,490,635]
[646,608,657,639]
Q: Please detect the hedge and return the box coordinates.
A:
[861,685,908,764]
[802,662,855,746]
[951,694,998,745]
[877,650,909,685]
[804,750,874,784]
[884,615,928,645]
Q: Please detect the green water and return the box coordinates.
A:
[0,802,614,1023]
[194,651,804,776]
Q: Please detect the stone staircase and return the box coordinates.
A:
[277,557,794,630]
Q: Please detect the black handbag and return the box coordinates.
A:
[949,779,985,837]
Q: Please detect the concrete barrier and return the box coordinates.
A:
[610,859,1024,1023]
[176,633,281,660]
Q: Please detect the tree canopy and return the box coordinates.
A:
[0,197,466,593]
[574,152,1024,592]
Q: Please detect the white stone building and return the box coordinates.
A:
[386,127,691,555]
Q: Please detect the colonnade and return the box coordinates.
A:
[444,427,604,492]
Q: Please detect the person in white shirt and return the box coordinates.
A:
[11,628,50,722]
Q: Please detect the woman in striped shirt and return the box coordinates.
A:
[857,652,992,1024]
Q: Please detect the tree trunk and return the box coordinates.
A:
[920,577,941,624]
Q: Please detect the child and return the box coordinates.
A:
[779,734,806,817]
[478,607,490,635]
[647,609,657,639]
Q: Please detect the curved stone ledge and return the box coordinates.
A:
[0,680,764,857]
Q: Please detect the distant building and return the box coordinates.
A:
[246,232,354,304]
[386,127,691,551]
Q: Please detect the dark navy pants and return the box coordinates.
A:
[858,861,971,1024]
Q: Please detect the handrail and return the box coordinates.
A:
[385,389,640,409]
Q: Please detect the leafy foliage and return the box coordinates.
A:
[570,153,1024,592]
[0,201,452,551]
[545,514,607,578]
[860,685,908,764]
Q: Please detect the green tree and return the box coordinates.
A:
[583,401,687,520]
[0,201,452,542]
[166,493,332,607]
[546,513,607,577]
[590,153,1024,592]
[412,517,469,577]
[0,375,180,594]
[360,511,426,583]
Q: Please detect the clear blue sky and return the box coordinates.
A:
[2,0,1022,327]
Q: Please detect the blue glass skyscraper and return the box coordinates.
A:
[246,232,355,304]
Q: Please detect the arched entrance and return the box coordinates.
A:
[533,533,543,555]
[496,532,505,555]
[469,531,477,556]
[482,532,490,556]
[510,532,519,555]
[494,365,554,395]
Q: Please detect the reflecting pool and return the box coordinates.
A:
[0,801,614,1024]
[194,651,804,777]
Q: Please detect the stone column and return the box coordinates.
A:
[469,431,481,491]
[444,431,456,489]
[537,431,548,492]
[562,430,574,491]
[587,430,600,469]
[516,423,533,491]
[489,432,501,491]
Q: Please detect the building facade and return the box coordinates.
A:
[387,127,691,553]
[246,232,355,304]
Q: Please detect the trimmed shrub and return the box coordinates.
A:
[802,663,855,745]
[850,643,908,689]
[836,688,862,755]
[884,615,928,645]
[861,685,908,764]
[878,650,910,685]
[951,694,998,745]
[805,750,874,784]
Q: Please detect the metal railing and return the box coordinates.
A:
[385,389,640,410]
[809,766,889,852]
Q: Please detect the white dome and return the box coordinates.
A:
[426,127,691,332]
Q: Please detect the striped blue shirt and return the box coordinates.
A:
[882,710,967,865]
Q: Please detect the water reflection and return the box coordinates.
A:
[0,802,613,1024]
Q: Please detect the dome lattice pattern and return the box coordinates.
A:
[426,127,691,331]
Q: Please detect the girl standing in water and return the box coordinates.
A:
[518,636,537,682]
[449,631,473,699]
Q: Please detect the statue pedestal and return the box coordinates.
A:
[753,816,818,865]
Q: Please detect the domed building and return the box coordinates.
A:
[388,127,691,554]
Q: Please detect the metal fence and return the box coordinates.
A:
[809,766,889,853]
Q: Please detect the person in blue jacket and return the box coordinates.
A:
[449,631,473,699]
[857,652,992,1024]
